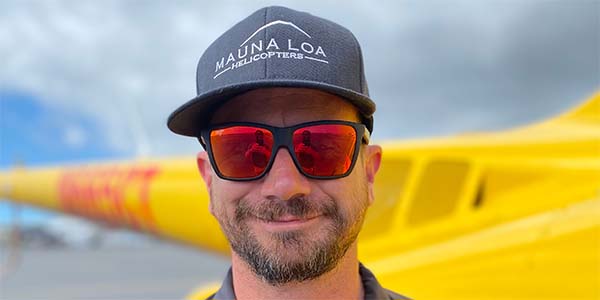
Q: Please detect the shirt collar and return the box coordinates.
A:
[210,263,408,300]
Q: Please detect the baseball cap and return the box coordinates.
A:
[167,6,375,137]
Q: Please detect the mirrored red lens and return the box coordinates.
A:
[292,124,357,176]
[210,126,273,178]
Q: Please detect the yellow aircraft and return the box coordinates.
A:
[1,92,599,300]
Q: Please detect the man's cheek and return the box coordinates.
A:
[209,198,216,217]
[210,186,240,217]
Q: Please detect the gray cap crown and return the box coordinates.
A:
[167,6,375,136]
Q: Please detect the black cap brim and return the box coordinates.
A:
[167,79,375,137]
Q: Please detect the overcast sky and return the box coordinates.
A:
[1,0,599,160]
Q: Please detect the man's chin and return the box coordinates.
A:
[236,240,342,285]
[226,213,358,284]
[259,231,319,252]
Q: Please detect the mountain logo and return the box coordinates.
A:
[214,20,329,79]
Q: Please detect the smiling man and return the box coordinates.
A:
[168,6,408,300]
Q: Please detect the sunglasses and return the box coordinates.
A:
[199,120,370,181]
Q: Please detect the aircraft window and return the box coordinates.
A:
[361,159,412,238]
[473,168,544,210]
[473,182,485,208]
[406,160,469,226]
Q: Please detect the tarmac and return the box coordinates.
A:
[0,242,229,300]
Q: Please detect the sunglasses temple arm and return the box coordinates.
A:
[362,130,371,145]
[197,136,208,150]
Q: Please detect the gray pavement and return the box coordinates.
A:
[0,243,229,300]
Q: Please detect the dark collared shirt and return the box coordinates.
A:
[207,263,409,300]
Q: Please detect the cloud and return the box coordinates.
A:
[0,91,121,167]
[62,124,87,149]
[0,0,598,158]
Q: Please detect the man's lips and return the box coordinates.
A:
[259,214,320,222]
[276,214,312,222]
[252,214,322,230]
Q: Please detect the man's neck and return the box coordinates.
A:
[230,244,364,300]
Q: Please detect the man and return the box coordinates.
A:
[245,130,272,171]
[294,130,320,173]
[167,6,408,300]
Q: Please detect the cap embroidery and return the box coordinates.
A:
[214,20,329,79]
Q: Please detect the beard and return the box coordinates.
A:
[213,190,368,286]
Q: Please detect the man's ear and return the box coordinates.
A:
[196,151,213,187]
[364,145,382,206]
[196,151,215,215]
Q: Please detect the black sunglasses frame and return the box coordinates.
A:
[198,120,369,181]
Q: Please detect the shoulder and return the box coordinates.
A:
[185,268,232,300]
[204,292,216,300]
[359,263,411,300]
[383,287,411,300]
[183,283,220,300]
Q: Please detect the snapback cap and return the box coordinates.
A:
[167,6,375,136]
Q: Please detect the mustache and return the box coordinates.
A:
[235,196,338,222]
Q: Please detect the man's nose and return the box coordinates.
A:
[261,148,311,201]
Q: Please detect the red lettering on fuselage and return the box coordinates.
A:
[57,165,160,233]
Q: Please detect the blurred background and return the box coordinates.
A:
[0,0,598,299]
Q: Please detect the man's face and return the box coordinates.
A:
[197,88,381,285]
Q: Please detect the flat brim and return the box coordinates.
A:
[167,79,375,137]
